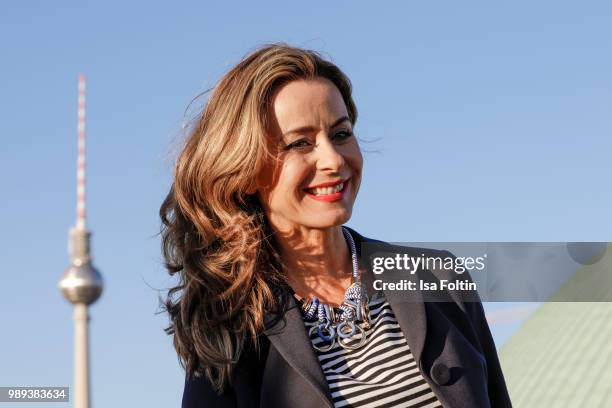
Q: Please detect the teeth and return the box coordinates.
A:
[309,182,344,196]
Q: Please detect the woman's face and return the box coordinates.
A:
[257,78,363,233]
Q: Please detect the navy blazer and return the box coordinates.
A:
[182,227,512,408]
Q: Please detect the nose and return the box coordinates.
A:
[315,136,345,172]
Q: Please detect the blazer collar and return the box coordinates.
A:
[263,226,429,407]
[345,226,429,366]
[263,294,333,406]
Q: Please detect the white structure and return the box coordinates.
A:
[59,75,103,408]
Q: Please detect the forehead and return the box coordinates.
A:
[271,78,348,131]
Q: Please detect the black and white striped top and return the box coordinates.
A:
[303,293,443,408]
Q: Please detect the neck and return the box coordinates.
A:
[273,225,354,305]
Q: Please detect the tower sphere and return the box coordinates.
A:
[59,261,104,305]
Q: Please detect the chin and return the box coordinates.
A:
[305,209,352,229]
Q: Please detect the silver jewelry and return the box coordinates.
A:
[338,324,367,350]
[295,227,370,350]
[308,325,336,352]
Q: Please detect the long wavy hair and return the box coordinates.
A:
[159,43,358,393]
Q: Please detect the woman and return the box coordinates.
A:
[160,43,511,408]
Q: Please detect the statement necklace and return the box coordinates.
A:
[293,227,370,352]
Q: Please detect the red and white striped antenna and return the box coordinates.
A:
[76,74,87,230]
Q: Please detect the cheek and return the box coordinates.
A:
[346,144,364,175]
[272,159,309,201]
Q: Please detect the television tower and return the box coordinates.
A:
[59,74,103,408]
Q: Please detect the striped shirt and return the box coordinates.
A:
[303,293,443,408]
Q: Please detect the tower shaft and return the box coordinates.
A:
[74,304,90,408]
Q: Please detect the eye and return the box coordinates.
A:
[332,130,354,143]
[283,138,312,151]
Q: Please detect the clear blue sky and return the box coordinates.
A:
[1,1,611,406]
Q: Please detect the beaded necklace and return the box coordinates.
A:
[292,227,370,352]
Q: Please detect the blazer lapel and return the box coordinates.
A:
[382,283,428,369]
[346,227,429,367]
[263,294,334,407]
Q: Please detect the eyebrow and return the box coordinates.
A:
[282,116,351,137]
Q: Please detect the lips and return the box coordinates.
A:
[306,181,344,196]
[304,178,349,202]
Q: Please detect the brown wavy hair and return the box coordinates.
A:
[159,43,358,393]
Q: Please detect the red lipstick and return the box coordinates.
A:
[304,178,349,202]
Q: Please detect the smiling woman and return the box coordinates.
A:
[159,43,511,408]
[257,78,363,240]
